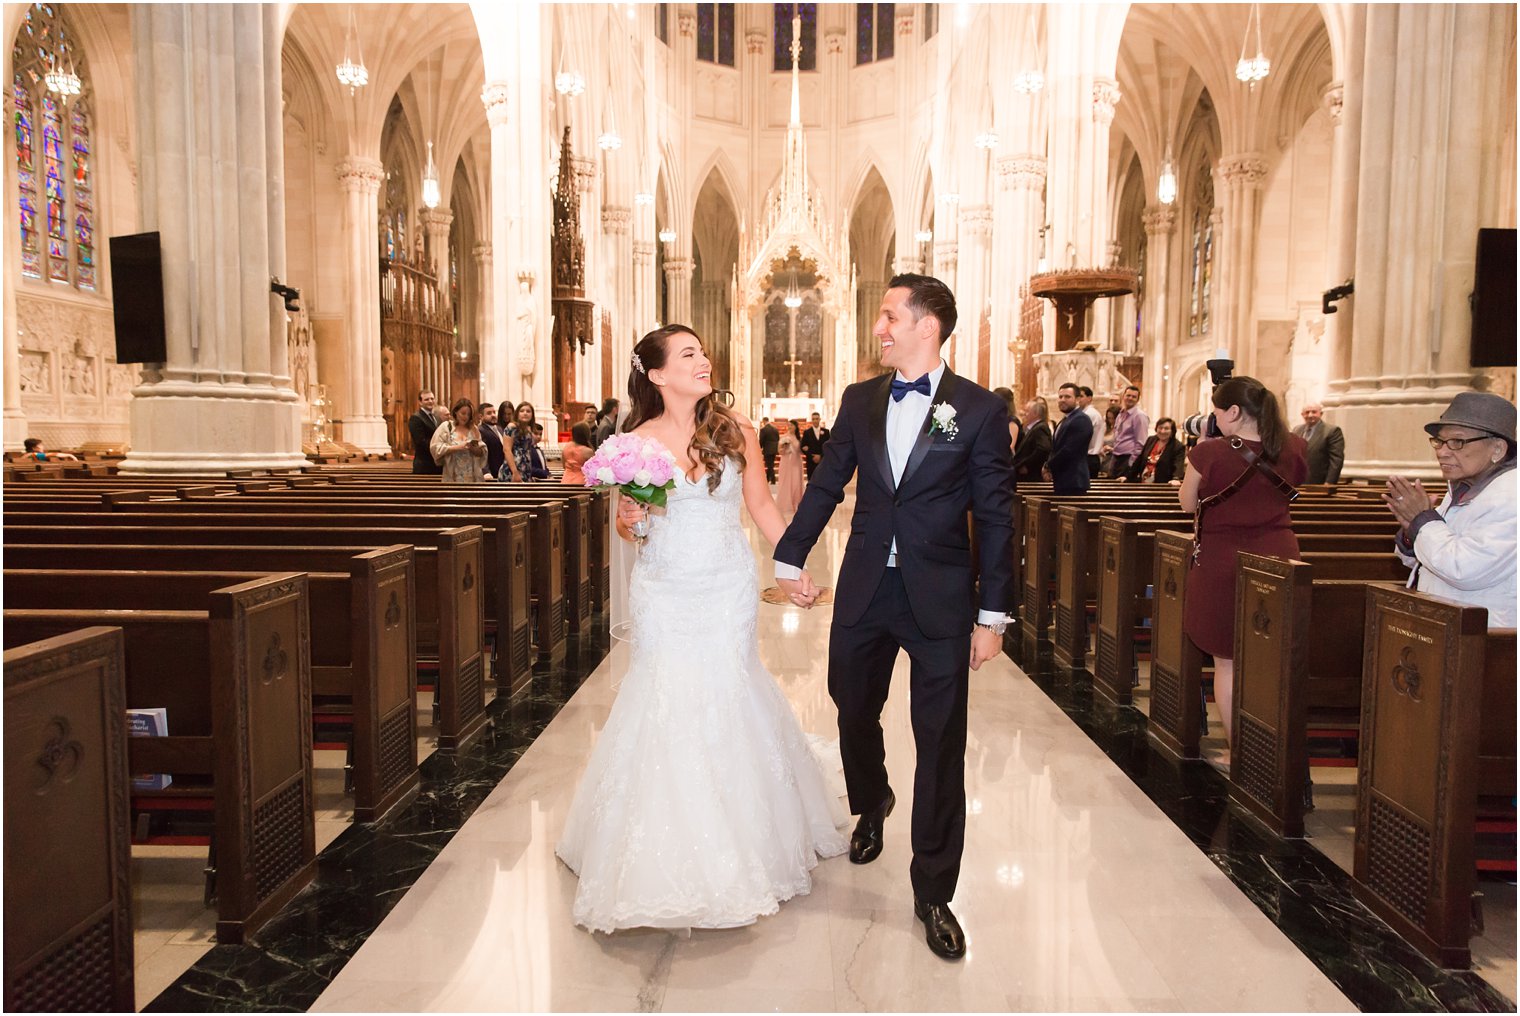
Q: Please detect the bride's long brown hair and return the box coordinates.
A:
[623,324,746,492]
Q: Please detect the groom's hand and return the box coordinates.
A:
[777,571,818,608]
[969,626,1001,671]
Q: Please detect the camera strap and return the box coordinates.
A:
[1192,437,1300,565]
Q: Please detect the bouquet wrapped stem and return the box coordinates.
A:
[581,434,679,544]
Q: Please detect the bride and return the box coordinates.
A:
[556,324,848,933]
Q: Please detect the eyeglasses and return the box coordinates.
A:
[1428,435,1494,451]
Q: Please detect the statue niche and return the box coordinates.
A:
[551,126,596,410]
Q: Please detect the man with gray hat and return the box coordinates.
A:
[1384,391,1516,627]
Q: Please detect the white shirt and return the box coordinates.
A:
[1084,405,1105,455]
[775,360,1005,625]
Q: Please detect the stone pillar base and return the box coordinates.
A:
[1323,382,1474,481]
[4,407,30,453]
[118,385,308,475]
[339,414,393,456]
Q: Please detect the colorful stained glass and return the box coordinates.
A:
[16,3,92,290]
[857,4,874,63]
[877,3,894,60]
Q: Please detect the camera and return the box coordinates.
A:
[1180,355,1235,439]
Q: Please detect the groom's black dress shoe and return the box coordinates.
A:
[914,897,967,960]
[848,789,895,864]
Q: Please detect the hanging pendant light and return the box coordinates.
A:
[783,271,802,309]
[1012,71,1043,95]
[973,130,999,150]
[1157,149,1177,205]
[657,227,676,244]
[421,140,441,209]
[44,34,81,99]
[1235,3,1270,87]
[336,6,369,96]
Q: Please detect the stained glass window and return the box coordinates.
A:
[14,78,40,278]
[697,4,735,67]
[856,3,894,65]
[773,5,817,71]
[12,3,92,290]
[1189,164,1213,338]
[923,2,938,40]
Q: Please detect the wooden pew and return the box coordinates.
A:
[2,575,316,944]
[4,524,490,750]
[1093,516,1192,704]
[4,628,135,1011]
[3,554,419,823]
[1228,554,1401,837]
[1352,586,1517,968]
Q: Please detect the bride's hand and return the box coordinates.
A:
[617,496,649,527]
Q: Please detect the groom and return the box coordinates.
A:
[774,273,1015,960]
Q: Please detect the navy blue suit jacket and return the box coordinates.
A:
[1047,411,1093,494]
[774,370,1015,639]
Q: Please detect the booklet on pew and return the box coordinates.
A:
[126,708,172,791]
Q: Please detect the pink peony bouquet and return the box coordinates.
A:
[582,433,679,507]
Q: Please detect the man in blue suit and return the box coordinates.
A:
[1044,382,1092,494]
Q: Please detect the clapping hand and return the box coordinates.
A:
[1383,476,1438,528]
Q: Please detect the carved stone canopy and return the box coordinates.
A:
[762,246,827,294]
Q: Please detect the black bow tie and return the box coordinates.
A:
[890,375,931,402]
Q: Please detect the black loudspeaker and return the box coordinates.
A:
[1470,227,1516,368]
[108,231,168,364]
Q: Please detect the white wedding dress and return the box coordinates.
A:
[556,457,848,933]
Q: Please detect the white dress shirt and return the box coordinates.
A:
[775,361,1005,626]
[1084,405,1105,455]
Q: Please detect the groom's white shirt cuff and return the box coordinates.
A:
[774,561,803,581]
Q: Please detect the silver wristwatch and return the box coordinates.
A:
[976,621,1008,636]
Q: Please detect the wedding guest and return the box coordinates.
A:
[22,438,76,462]
[430,398,488,484]
[408,390,444,475]
[1293,402,1346,484]
[994,386,1022,450]
[1045,384,1093,494]
[1386,392,1516,628]
[1108,385,1150,476]
[776,420,806,514]
[758,417,780,483]
[1121,417,1185,483]
[562,422,594,486]
[1012,398,1051,483]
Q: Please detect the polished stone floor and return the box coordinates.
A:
[139,491,1516,1012]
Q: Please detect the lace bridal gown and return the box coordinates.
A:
[556,458,848,933]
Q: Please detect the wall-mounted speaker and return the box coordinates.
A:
[1470,227,1516,369]
[108,232,167,364]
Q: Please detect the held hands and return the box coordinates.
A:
[1383,476,1438,528]
[777,570,819,608]
[969,625,1001,671]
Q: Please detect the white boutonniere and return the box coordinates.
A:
[929,403,959,440]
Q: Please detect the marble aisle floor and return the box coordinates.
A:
[312,500,1356,1014]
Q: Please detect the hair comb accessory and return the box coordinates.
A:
[631,351,646,375]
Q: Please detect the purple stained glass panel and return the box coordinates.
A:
[717,3,734,66]
[857,4,873,63]
[697,3,715,62]
[877,3,894,60]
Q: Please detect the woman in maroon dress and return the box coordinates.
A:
[1178,377,1307,746]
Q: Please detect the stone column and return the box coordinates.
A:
[955,205,993,382]
[663,257,693,326]
[990,156,1044,381]
[602,205,632,401]
[633,239,655,356]
[481,81,512,402]
[263,5,295,395]
[1141,205,1177,408]
[419,207,454,312]
[1,19,22,450]
[333,156,390,453]
[1329,4,1510,479]
[1216,153,1268,373]
[119,4,304,472]
[474,242,492,383]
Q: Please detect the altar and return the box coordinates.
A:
[758,395,827,424]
